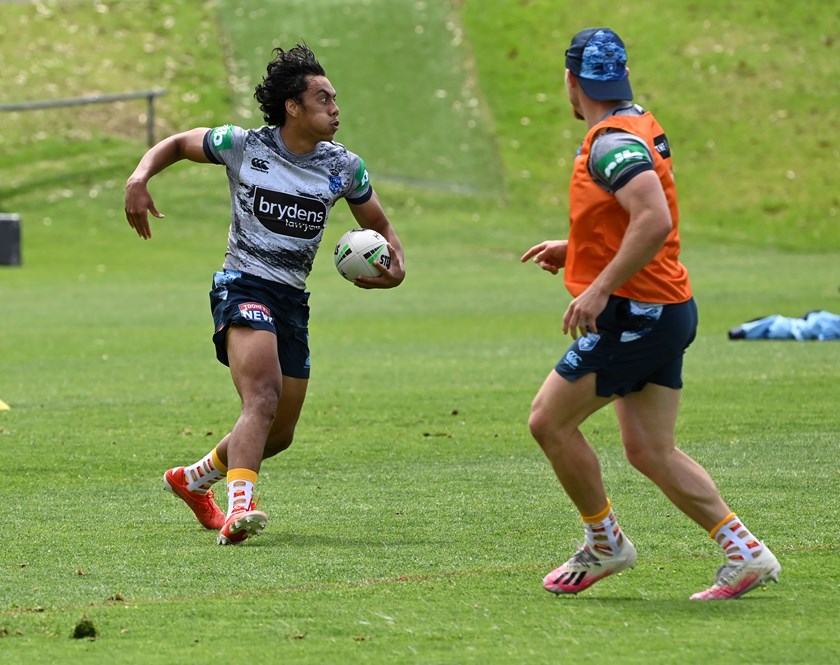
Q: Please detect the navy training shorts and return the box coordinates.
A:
[555,296,698,397]
[209,269,311,379]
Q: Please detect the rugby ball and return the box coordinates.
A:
[334,228,391,281]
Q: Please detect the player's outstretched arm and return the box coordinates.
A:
[348,191,406,289]
[124,128,211,240]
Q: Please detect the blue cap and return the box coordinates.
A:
[565,28,633,101]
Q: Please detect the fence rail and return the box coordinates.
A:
[0,89,165,146]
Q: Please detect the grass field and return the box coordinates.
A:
[1,1,839,663]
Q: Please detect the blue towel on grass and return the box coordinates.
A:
[729,311,840,341]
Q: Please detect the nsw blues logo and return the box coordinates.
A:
[329,175,343,194]
[578,333,600,351]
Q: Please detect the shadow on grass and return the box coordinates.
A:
[255,532,440,549]
[543,592,783,607]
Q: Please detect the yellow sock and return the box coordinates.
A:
[226,468,258,515]
[211,447,228,474]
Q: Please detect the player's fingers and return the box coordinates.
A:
[564,306,590,339]
[125,212,142,234]
[354,268,393,287]
[372,242,395,275]
[353,275,383,289]
[562,309,573,336]
[129,215,151,239]
[520,244,544,262]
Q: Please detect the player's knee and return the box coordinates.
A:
[245,383,281,423]
[263,431,294,458]
[528,407,545,443]
[528,406,559,450]
[623,440,665,477]
[624,445,648,473]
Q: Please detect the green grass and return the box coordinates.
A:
[463,0,840,249]
[217,0,505,195]
[1,0,839,663]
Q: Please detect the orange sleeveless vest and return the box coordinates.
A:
[565,112,692,303]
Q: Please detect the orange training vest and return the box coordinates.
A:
[565,112,692,303]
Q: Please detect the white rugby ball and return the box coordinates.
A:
[334,228,391,281]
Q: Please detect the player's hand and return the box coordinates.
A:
[354,243,405,289]
[563,287,609,339]
[124,179,164,240]
[521,240,568,274]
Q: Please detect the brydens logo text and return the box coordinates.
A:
[253,187,327,239]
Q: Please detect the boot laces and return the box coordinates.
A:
[567,546,601,570]
[712,562,742,586]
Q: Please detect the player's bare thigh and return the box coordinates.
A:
[530,371,615,441]
[226,327,282,404]
[613,383,681,458]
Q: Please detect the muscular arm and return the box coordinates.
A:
[563,170,672,338]
[124,128,211,239]
[347,190,406,289]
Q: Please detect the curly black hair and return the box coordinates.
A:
[254,43,326,126]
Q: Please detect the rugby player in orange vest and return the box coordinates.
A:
[521,28,780,600]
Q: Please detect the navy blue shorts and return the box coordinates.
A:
[209,269,311,379]
[555,296,697,397]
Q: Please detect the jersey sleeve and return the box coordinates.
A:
[345,154,373,205]
[203,124,246,173]
[588,130,654,193]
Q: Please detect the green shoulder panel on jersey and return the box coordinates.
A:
[210,125,234,151]
[354,157,370,194]
[595,145,650,181]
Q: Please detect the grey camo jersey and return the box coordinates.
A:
[204,124,372,290]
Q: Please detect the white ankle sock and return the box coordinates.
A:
[226,468,258,515]
[711,513,763,561]
[184,448,226,494]
[582,500,624,557]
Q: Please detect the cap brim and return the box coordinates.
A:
[577,76,633,102]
